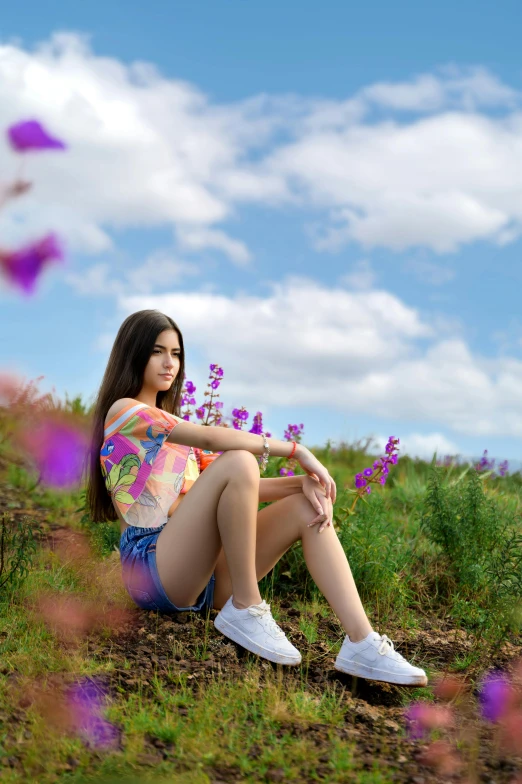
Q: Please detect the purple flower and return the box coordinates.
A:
[363,468,373,477]
[182,414,190,421]
[195,407,205,420]
[373,460,382,470]
[7,119,67,152]
[209,364,217,371]
[498,460,509,477]
[479,671,512,722]
[23,418,87,488]
[210,380,220,389]
[185,381,196,394]
[390,454,398,465]
[189,396,196,405]
[249,412,264,435]
[279,467,295,476]
[0,233,64,295]
[365,486,371,494]
[66,678,119,749]
[215,401,223,409]
[216,368,223,377]
[404,703,429,740]
[355,474,367,489]
[378,475,386,485]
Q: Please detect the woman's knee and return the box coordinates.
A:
[289,492,331,535]
[219,449,260,482]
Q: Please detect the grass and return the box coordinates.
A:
[0,416,521,782]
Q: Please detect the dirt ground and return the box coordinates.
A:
[2,509,522,783]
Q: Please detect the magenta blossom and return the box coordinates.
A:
[0,233,64,295]
[8,120,67,152]
[185,380,196,395]
[66,678,119,749]
[22,417,87,488]
[355,473,367,489]
[479,671,512,723]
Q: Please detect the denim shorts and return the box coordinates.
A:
[119,523,216,615]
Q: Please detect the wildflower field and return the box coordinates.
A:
[0,378,521,784]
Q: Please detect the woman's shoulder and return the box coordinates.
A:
[104,398,145,427]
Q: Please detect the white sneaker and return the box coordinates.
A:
[334,631,428,686]
[214,596,302,666]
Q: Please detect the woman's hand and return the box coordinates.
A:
[295,445,336,503]
[301,474,334,533]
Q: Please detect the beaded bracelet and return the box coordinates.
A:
[259,432,270,471]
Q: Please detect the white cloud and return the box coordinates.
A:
[0,35,521,267]
[370,432,461,460]
[339,258,376,290]
[65,249,200,296]
[403,257,456,285]
[104,276,522,439]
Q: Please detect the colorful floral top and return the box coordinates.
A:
[100,401,218,528]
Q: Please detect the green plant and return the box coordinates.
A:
[0,512,38,593]
[77,490,120,557]
[420,467,522,641]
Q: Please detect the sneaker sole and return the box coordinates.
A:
[214,614,302,666]
[334,658,428,686]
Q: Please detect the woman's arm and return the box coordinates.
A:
[259,475,303,504]
[169,419,303,461]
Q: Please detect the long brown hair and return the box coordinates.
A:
[85,309,185,523]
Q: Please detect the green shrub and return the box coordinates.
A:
[0,513,38,595]
[77,490,120,558]
[420,467,522,641]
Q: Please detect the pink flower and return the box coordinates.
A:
[0,233,64,295]
[7,120,67,152]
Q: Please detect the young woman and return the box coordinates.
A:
[86,309,427,687]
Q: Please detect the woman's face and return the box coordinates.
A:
[142,329,181,393]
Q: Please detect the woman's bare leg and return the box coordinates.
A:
[213,492,373,642]
[155,450,262,609]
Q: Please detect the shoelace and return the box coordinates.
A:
[377,634,405,661]
[248,601,285,638]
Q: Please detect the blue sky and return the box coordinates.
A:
[1,0,521,465]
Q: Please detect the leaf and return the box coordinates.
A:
[114,490,135,504]
[117,474,136,487]
[120,454,140,473]
[107,463,122,489]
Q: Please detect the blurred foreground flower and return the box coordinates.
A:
[66,678,120,749]
[19,413,88,488]
[0,232,64,295]
[479,671,513,722]
[7,119,67,152]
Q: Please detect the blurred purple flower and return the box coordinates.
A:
[195,407,205,420]
[279,467,295,477]
[249,412,264,435]
[498,460,509,477]
[373,460,382,470]
[182,414,190,421]
[404,703,429,740]
[363,468,373,477]
[0,232,64,295]
[355,473,366,489]
[215,401,223,409]
[8,119,67,152]
[210,380,220,389]
[185,381,196,395]
[479,671,512,723]
[23,418,87,488]
[66,678,119,749]
[365,486,371,494]
[378,475,386,485]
